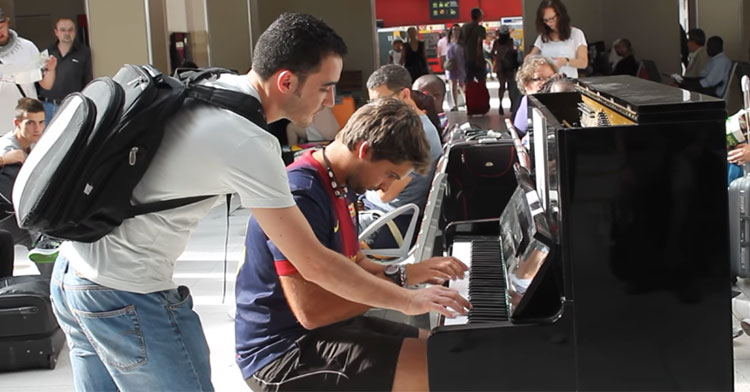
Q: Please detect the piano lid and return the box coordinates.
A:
[576,75,726,122]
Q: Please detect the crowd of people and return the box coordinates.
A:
[19,11,468,392]
[1,0,749,390]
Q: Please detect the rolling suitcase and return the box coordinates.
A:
[729,75,750,278]
[465,80,490,115]
[0,275,65,371]
[443,127,517,222]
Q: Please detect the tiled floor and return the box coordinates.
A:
[2,79,748,391]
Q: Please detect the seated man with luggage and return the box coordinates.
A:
[236,99,468,391]
[0,98,60,272]
[359,65,443,249]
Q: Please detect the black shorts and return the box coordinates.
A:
[246,316,419,391]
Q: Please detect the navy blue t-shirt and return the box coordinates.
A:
[235,151,359,379]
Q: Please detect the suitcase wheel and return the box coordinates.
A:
[47,354,57,369]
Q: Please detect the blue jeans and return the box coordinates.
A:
[50,257,214,391]
[42,101,58,126]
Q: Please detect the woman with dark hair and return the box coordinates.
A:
[528,0,587,78]
[445,24,465,111]
[403,26,429,82]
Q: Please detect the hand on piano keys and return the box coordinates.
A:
[401,285,472,318]
[404,256,468,286]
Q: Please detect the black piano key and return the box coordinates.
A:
[456,239,510,323]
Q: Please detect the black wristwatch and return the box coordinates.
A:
[384,264,405,287]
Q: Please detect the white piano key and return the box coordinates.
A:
[444,240,472,326]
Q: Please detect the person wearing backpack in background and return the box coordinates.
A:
[491,26,519,116]
[48,12,469,392]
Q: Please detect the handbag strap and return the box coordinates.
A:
[0,58,28,98]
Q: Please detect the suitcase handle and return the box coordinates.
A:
[0,306,39,315]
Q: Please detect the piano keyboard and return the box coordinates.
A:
[444,237,510,326]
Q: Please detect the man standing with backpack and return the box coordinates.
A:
[48,13,469,391]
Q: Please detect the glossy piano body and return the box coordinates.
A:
[428,76,732,391]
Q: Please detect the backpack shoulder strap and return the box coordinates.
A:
[127,68,268,220]
[187,84,268,130]
[175,67,233,83]
[129,195,213,218]
[177,68,268,130]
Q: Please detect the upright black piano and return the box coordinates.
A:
[427,76,733,391]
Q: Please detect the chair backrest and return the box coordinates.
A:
[359,155,449,262]
[636,60,662,83]
[411,155,449,262]
[358,203,421,259]
[725,62,750,114]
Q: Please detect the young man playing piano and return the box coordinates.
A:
[236,99,468,392]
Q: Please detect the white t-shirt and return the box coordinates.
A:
[389,49,403,65]
[0,37,41,134]
[61,74,296,293]
[533,27,587,78]
[437,36,449,58]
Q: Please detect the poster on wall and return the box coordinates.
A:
[429,0,458,20]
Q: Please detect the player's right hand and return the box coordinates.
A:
[402,285,471,318]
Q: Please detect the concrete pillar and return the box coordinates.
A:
[248,0,378,97]
[84,0,168,77]
[695,0,750,62]
[205,0,252,72]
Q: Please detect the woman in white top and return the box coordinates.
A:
[528,0,587,78]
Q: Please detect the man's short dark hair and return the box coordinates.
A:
[706,36,723,57]
[15,98,44,120]
[688,29,706,46]
[337,99,430,174]
[55,17,76,28]
[366,64,412,92]
[470,7,482,21]
[252,13,348,84]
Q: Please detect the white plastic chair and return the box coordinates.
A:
[358,203,420,260]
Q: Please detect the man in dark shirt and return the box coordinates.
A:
[460,7,487,82]
[611,38,638,76]
[37,17,92,124]
[236,99,467,391]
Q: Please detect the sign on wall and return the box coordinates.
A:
[429,0,458,20]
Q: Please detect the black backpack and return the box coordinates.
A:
[12,64,267,242]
